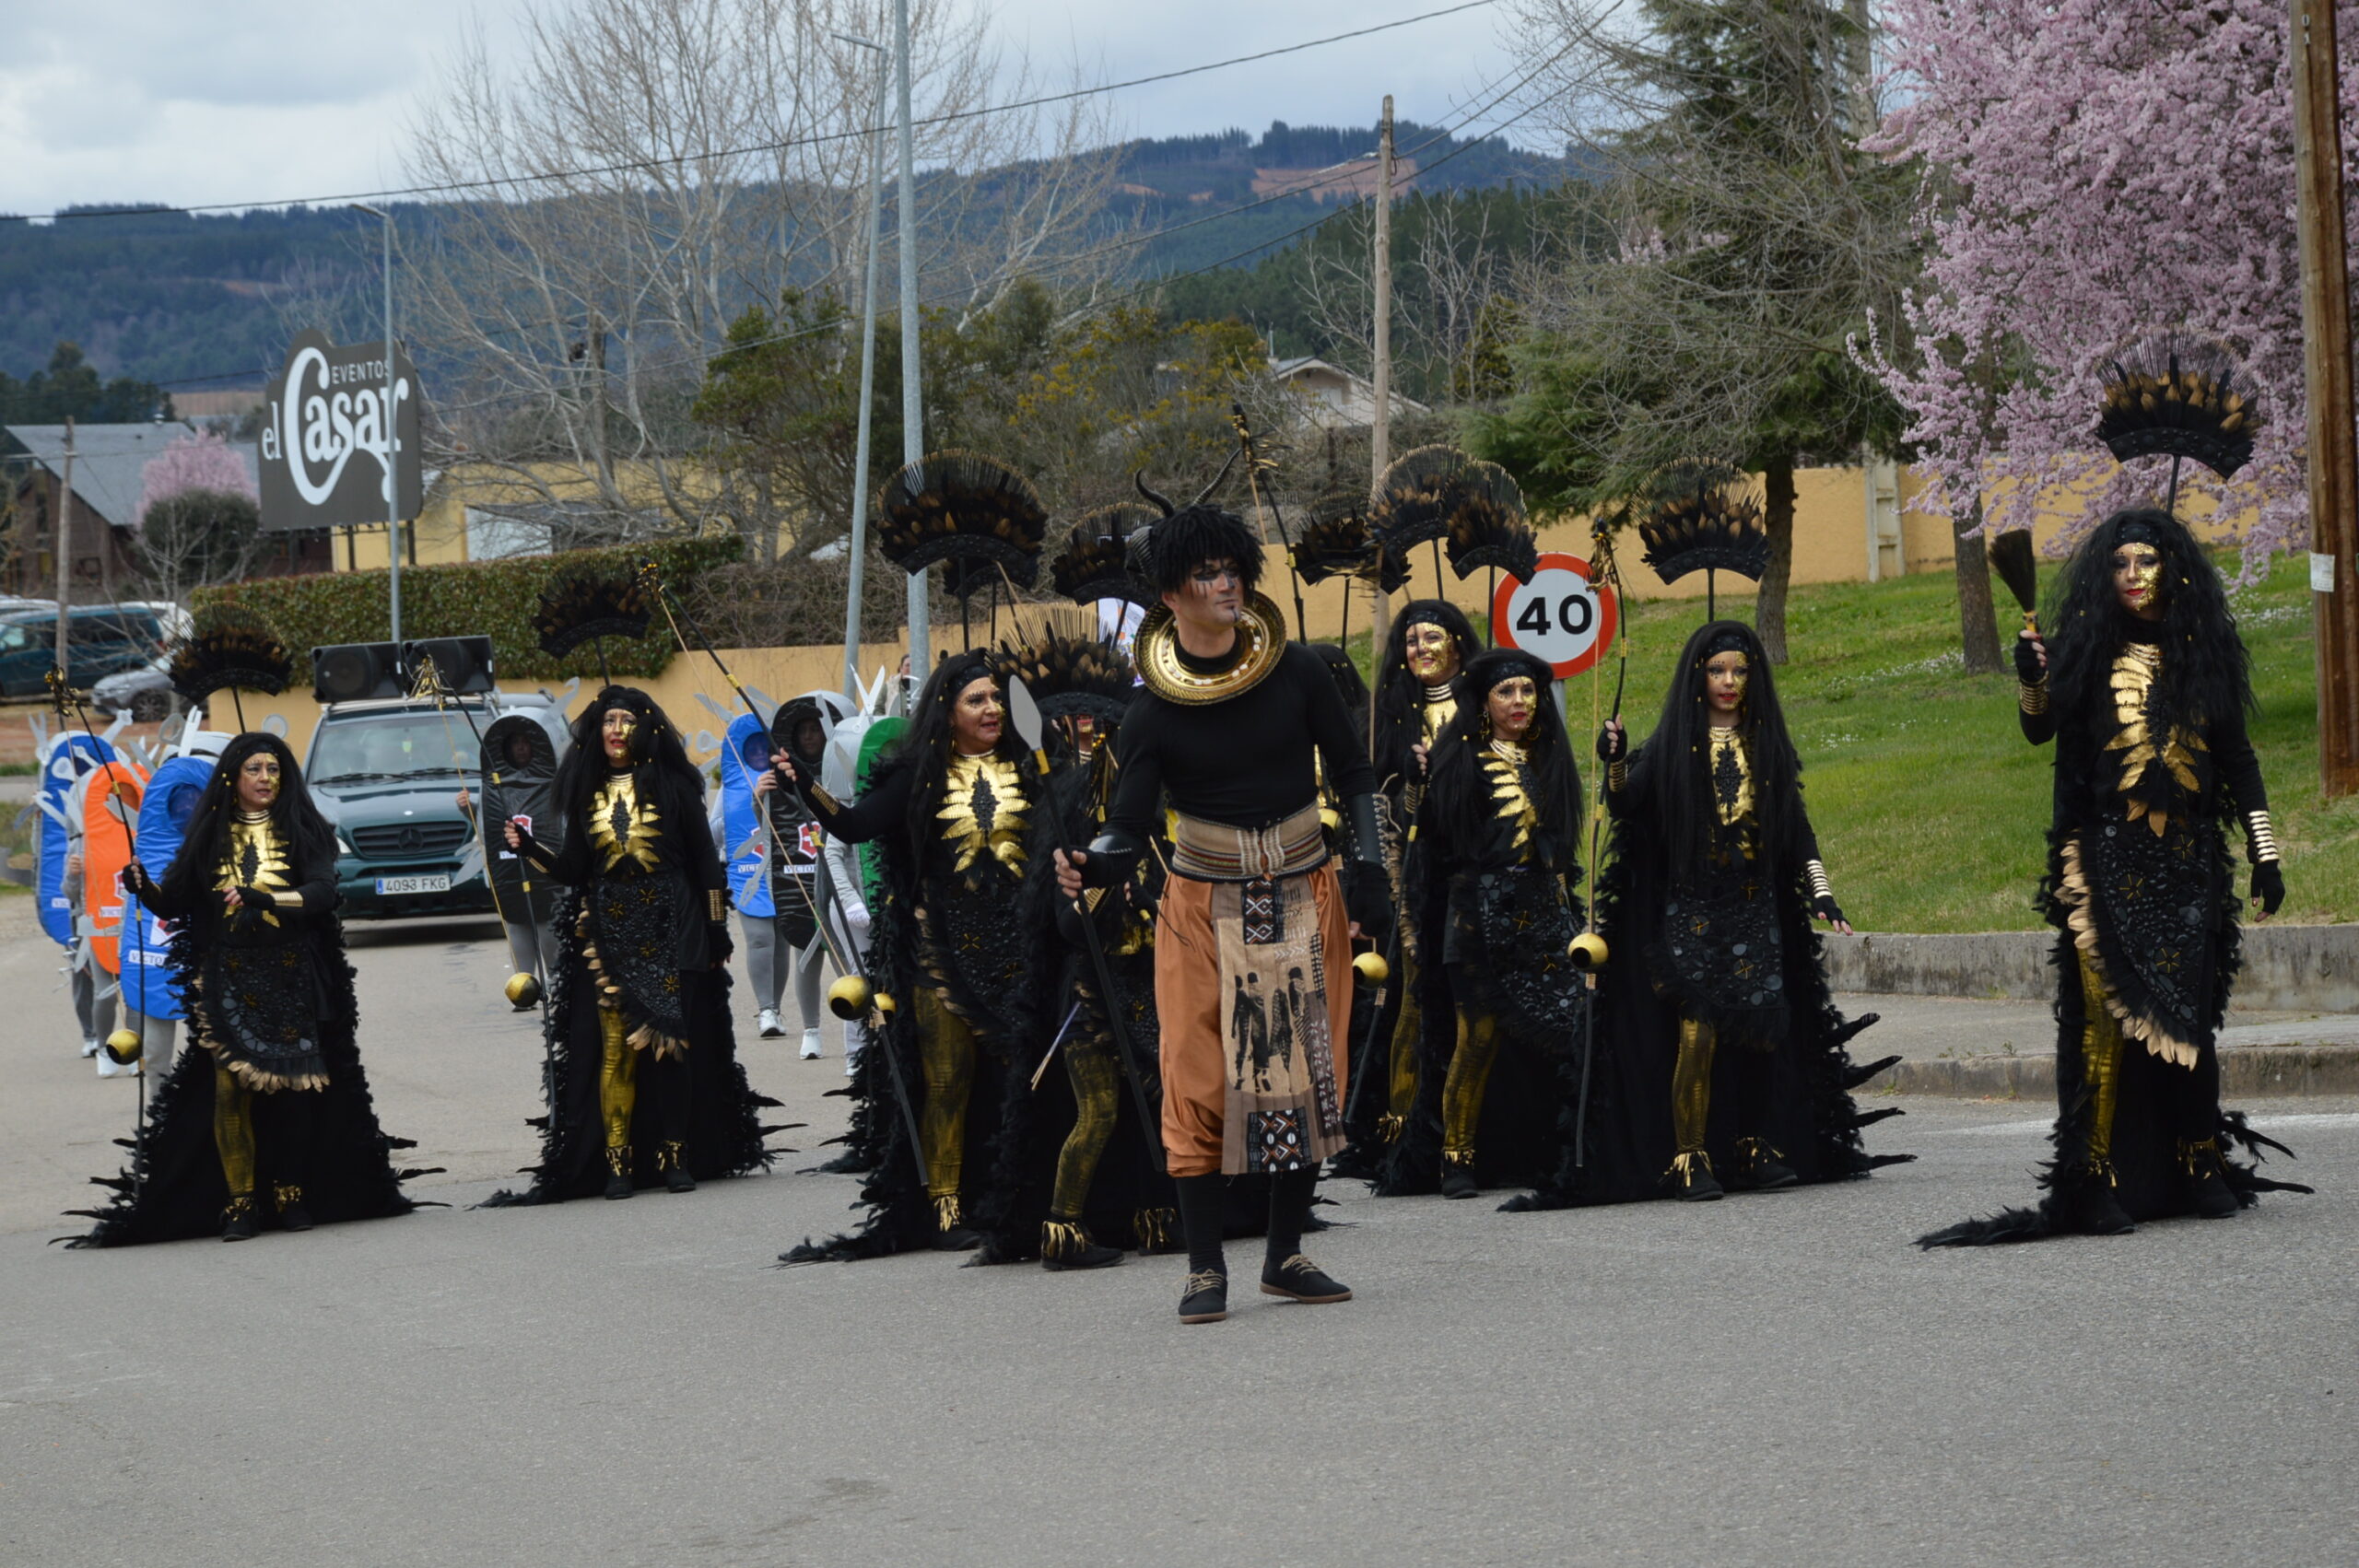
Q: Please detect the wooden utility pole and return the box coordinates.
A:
[1367,95,1397,748]
[53,417,75,673]
[2292,0,2359,796]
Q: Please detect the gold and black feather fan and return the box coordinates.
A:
[1637,462,1769,587]
[533,565,651,659]
[2095,332,2260,480]
[996,630,1134,728]
[1368,445,1539,582]
[874,451,1049,594]
[169,604,293,708]
[1050,503,1158,608]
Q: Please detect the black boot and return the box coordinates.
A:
[2182,1140,2238,1220]
[1261,1166,1351,1304]
[659,1141,696,1194]
[1040,1216,1124,1272]
[1173,1174,1230,1324]
[1728,1138,1799,1193]
[2060,1164,2134,1235]
[221,1196,260,1242]
[604,1147,635,1200]
[931,1196,981,1251]
[1666,1152,1723,1202]
[274,1183,313,1233]
[1439,1160,1480,1199]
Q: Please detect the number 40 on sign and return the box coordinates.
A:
[1493,552,1619,678]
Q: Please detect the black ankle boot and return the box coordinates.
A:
[1173,1175,1230,1323]
[1728,1138,1799,1192]
[221,1196,260,1241]
[604,1147,635,1200]
[1041,1217,1124,1271]
[274,1184,313,1233]
[659,1141,696,1194]
[1179,1269,1229,1324]
[2182,1140,2238,1219]
[1439,1160,1480,1199]
[1667,1153,1723,1202]
[931,1196,981,1251]
[1261,1254,1352,1304]
[2062,1164,2134,1235]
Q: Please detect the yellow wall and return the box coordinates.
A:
[337,461,723,571]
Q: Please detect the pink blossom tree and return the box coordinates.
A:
[1862,0,2359,572]
[131,429,264,600]
[135,428,255,525]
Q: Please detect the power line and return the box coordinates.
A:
[5,1,1505,225]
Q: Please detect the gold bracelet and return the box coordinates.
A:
[1804,859,1835,904]
[2247,810,2281,863]
[2018,679,2048,716]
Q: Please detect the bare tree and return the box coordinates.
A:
[399,0,1121,557]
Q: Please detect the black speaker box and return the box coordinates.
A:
[403,636,496,696]
[311,641,405,703]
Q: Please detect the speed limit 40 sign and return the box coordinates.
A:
[1492,552,1619,678]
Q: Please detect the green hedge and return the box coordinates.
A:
[191,538,745,683]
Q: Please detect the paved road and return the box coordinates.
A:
[4,918,2352,1567]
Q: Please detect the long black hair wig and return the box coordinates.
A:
[874,650,1028,875]
[2042,507,2252,757]
[1372,598,1481,782]
[1629,619,1807,890]
[158,731,337,911]
[553,685,709,854]
[1426,648,1582,869]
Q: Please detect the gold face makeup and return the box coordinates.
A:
[1487,676,1538,743]
[236,754,280,811]
[1703,651,1749,716]
[2114,543,2165,619]
[1405,622,1459,683]
[950,676,1003,755]
[602,708,639,766]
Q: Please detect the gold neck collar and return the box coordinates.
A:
[1133,592,1289,706]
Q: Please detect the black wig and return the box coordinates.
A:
[1141,504,1263,597]
[2042,507,2253,753]
[1426,648,1582,868]
[1629,620,1806,890]
[158,732,338,911]
[553,685,709,850]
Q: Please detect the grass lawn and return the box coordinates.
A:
[1537,553,2357,932]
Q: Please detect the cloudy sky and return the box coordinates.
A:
[0,0,1525,219]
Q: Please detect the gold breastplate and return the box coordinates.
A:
[588,771,663,873]
[1708,728,1754,827]
[1483,739,1540,850]
[939,752,1028,874]
[1419,685,1458,748]
[2106,642,2204,833]
[220,810,294,927]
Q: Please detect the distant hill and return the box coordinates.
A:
[0,121,1569,389]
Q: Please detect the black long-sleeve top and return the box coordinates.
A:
[1108,640,1376,839]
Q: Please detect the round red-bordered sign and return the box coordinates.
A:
[1492,553,1619,678]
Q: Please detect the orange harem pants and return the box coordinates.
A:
[1154,863,1352,1178]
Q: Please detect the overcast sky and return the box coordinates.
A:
[0,0,1524,219]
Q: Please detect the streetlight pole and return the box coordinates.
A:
[894,0,928,687]
[353,204,401,646]
[836,34,889,701]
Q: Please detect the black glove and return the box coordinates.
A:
[123,862,158,902]
[2251,860,2284,917]
[1077,830,1142,890]
[1597,722,1626,762]
[1343,858,1393,947]
[1812,894,1846,927]
[238,884,276,911]
[2013,634,2045,686]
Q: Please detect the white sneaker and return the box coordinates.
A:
[800,1028,824,1061]
[96,1051,123,1078]
[80,1037,100,1059]
[757,1009,784,1038]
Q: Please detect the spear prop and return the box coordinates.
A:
[1230,402,1309,642]
[1568,531,1630,1170]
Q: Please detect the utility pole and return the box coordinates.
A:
[838,33,889,699]
[1367,96,1396,749]
[355,204,402,644]
[53,417,75,673]
[894,0,929,688]
[2292,0,2359,796]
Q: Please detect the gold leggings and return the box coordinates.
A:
[1439,1010,1502,1166]
[1050,1032,1120,1221]
[913,988,978,1205]
[1671,1015,1717,1158]
[213,1061,257,1199]
[1385,955,1424,1133]
[2075,948,2125,1172]
[598,1006,638,1151]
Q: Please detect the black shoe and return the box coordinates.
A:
[221,1198,260,1242]
[2189,1167,2237,1219]
[660,1141,696,1193]
[1180,1269,1229,1324]
[1261,1254,1352,1304]
[604,1148,635,1200]
[2062,1171,2134,1235]
[275,1186,313,1234]
[932,1226,982,1251]
[1041,1220,1124,1271]
[1668,1153,1723,1202]
[1440,1164,1480,1200]
[1729,1138,1800,1192]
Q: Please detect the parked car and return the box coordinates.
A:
[306,692,570,920]
[93,652,177,722]
[0,604,172,698]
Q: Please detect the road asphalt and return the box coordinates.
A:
[4,912,2352,1566]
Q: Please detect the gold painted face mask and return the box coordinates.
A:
[2117,543,2165,614]
[1405,623,1458,682]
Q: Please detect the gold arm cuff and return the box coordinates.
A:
[2247,810,2282,863]
[808,783,841,813]
[273,891,303,909]
[2018,680,2049,715]
[1804,859,1835,904]
[708,889,727,922]
[1607,759,1627,793]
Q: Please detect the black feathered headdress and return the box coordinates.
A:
[1637,462,1770,587]
[1295,488,1411,592]
[533,565,651,659]
[998,630,1134,729]
[2096,332,2260,481]
[1050,503,1158,608]
[168,605,293,708]
[1368,446,1540,582]
[874,451,1049,597]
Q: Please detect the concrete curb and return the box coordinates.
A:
[1825,926,2359,1012]
[1864,1043,2359,1100]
